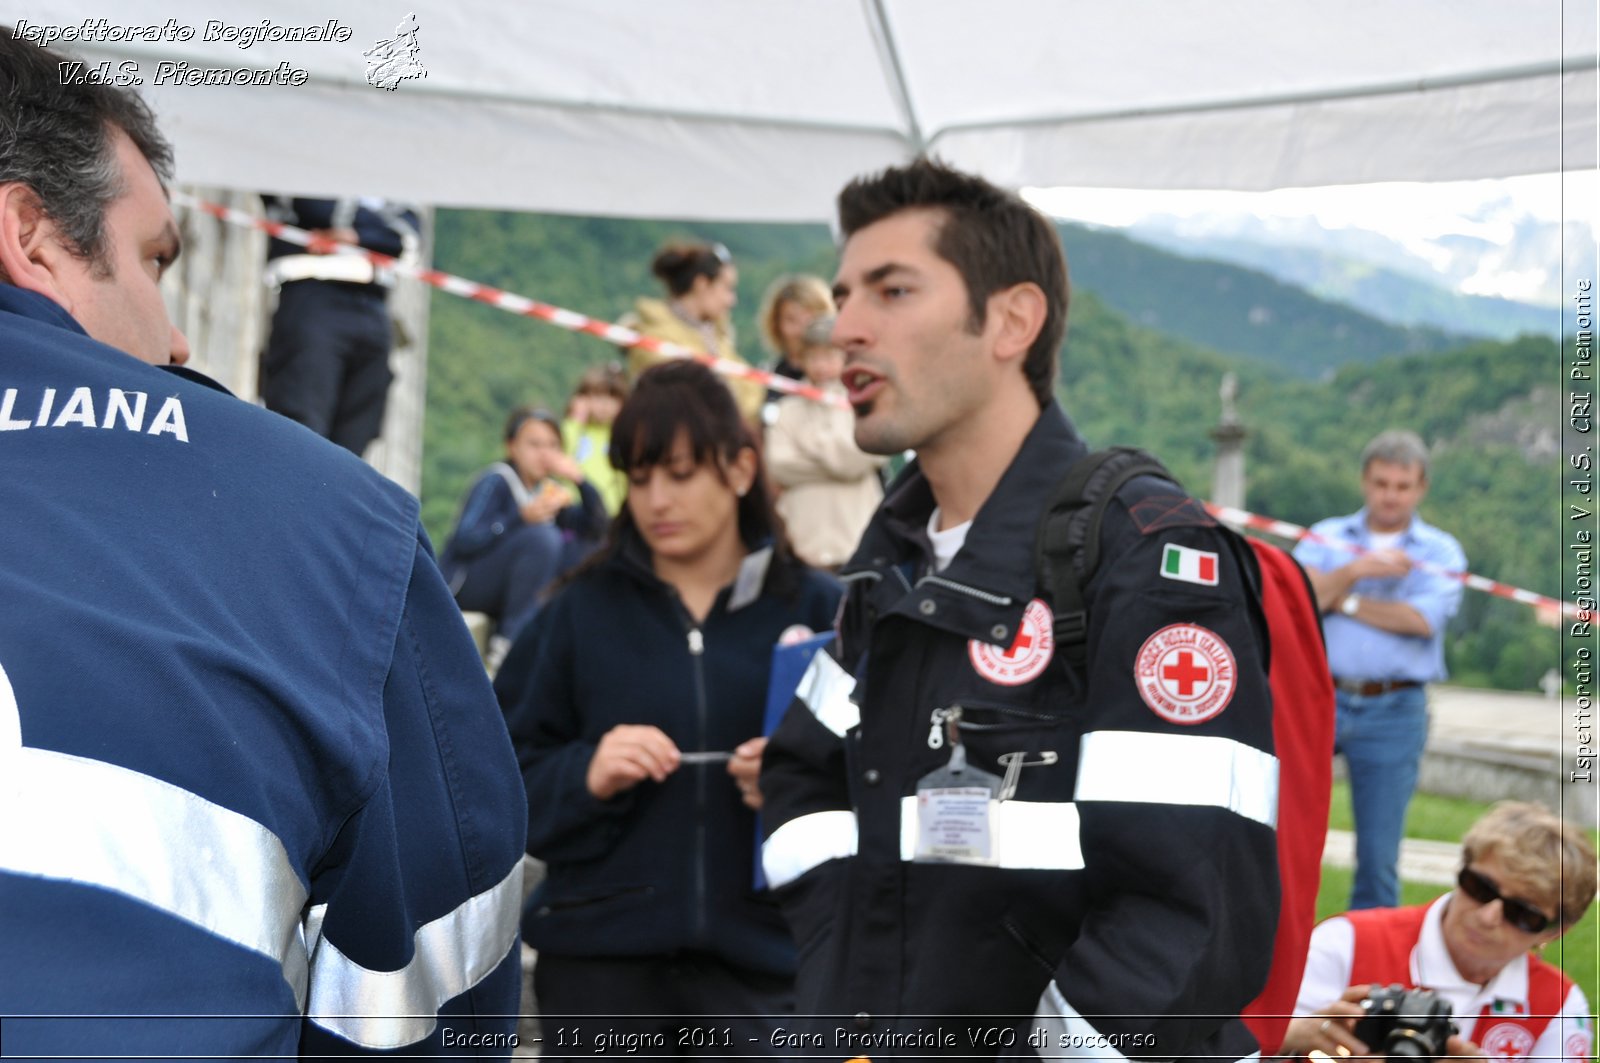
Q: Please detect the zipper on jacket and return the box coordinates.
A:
[915,573,1013,607]
[686,620,710,942]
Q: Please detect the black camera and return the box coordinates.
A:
[1353,984,1457,1060]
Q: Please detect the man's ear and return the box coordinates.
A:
[0,183,74,307]
[987,281,1047,366]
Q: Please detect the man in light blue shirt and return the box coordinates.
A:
[1293,429,1466,910]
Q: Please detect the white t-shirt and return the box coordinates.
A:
[1367,530,1404,552]
[926,508,971,573]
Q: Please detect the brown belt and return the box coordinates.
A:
[1334,677,1422,697]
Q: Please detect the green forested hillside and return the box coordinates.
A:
[1058,222,1473,376]
[422,210,1563,691]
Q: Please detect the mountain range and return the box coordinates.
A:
[1125,207,1592,339]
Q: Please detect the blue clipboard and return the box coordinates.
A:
[753,632,833,890]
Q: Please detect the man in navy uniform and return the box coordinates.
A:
[0,30,525,1057]
[261,194,421,455]
[759,159,1279,1059]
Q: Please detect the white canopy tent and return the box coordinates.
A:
[15,1,1595,491]
[17,0,1599,220]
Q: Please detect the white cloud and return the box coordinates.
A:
[1022,170,1598,306]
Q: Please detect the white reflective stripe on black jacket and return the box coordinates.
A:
[760,402,1279,1062]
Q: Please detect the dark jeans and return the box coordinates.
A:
[534,953,795,1062]
[453,522,564,641]
[262,280,393,455]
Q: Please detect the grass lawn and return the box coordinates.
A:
[1319,782,1600,1007]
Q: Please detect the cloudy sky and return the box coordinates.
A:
[1024,169,1598,305]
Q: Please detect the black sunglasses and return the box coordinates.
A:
[1456,867,1555,933]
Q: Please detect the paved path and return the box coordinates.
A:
[1323,828,1458,885]
[1392,683,1593,820]
[1427,684,1569,763]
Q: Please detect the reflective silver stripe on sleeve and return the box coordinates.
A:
[794,650,859,736]
[1033,982,1130,1060]
[1074,730,1279,828]
[3,745,311,1004]
[897,797,1085,870]
[761,809,858,889]
[304,860,523,1049]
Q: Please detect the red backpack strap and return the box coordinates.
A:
[1241,541,1337,1054]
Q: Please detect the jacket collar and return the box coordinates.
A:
[608,523,777,615]
[0,285,87,335]
[0,285,231,393]
[847,402,1090,615]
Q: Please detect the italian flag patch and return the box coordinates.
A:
[1161,543,1218,586]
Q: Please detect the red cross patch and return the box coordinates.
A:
[1133,623,1237,724]
[969,598,1054,686]
[1482,1024,1536,1063]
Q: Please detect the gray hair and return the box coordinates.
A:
[0,30,173,278]
[800,314,837,350]
[1360,428,1430,480]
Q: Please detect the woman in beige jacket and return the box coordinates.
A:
[625,241,765,424]
[765,317,887,569]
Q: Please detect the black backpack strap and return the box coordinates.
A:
[1036,446,1178,670]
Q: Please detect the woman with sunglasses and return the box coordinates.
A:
[624,241,765,424]
[438,405,607,645]
[501,361,840,1054]
[1280,801,1595,1059]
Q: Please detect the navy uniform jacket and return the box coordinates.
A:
[0,287,526,1057]
[265,196,420,264]
[759,403,1279,1061]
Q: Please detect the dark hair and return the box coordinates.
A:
[0,30,174,278]
[503,404,561,444]
[567,361,797,591]
[836,157,1069,407]
[650,241,731,297]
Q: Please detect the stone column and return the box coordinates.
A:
[1209,372,1248,510]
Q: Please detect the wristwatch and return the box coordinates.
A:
[1340,593,1361,617]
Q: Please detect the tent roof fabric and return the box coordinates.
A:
[16,0,1598,220]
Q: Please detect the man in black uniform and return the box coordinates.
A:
[759,160,1279,1060]
[261,195,420,455]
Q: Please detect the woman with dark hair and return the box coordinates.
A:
[625,240,765,423]
[438,405,606,643]
[503,361,840,1052]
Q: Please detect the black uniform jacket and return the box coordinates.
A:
[760,403,1279,1061]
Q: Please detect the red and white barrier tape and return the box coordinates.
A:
[172,194,846,407]
[175,196,1580,622]
[1206,502,1586,620]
